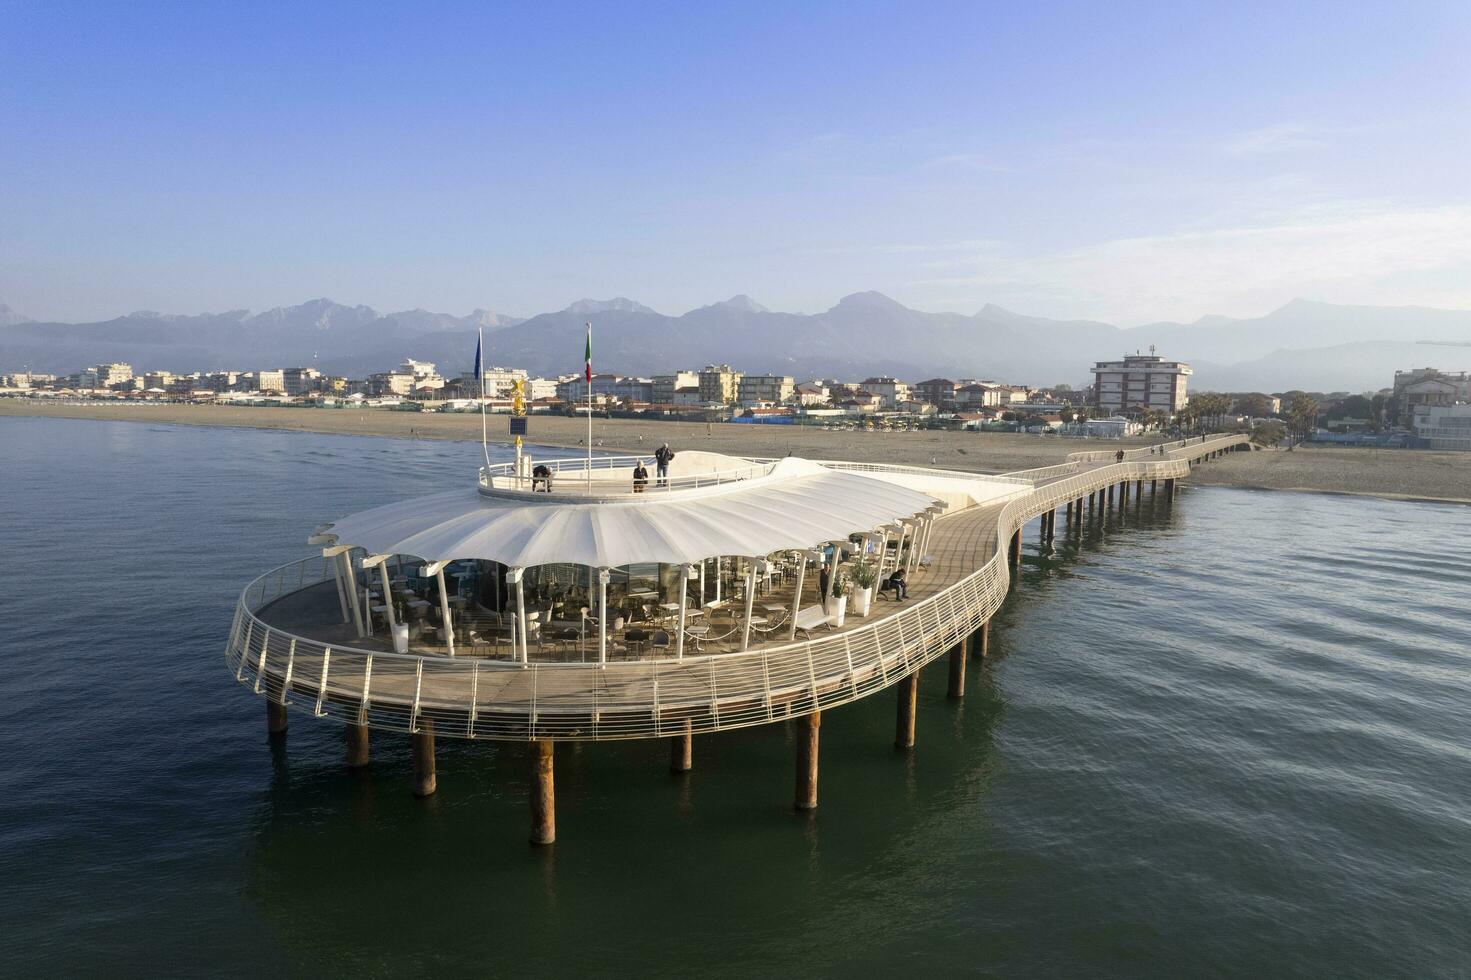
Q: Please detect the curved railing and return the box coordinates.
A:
[478,455,778,497]
[227,434,1248,740]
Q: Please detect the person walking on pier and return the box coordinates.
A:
[654,443,676,487]
[632,460,649,493]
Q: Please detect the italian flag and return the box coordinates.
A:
[584,322,592,382]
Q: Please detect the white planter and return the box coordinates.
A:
[391,623,410,654]
[832,594,848,628]
[852,586,872,618]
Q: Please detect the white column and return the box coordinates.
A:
[376,562,397,630]
[341,552,366,638]
[675,563,692,659]
[434,564,455,657]
[598,567,610,666]
[330,551,351,623]
[905,520,921,575]
[825,542,842,611]
[787,550,810,641]
[740,560,758,651]
[512,568,527,664]
[714,557,722,604]
[698,560,707,607]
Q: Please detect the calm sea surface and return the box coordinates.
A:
[2,415,1468,978]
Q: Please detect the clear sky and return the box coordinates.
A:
[3,0,1469,325]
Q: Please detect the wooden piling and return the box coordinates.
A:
[947,638,967,698]
[972,621,990,660]
[411,720,436,797]
[794,711,821,811]
[530,739,555,844]
[345,722,370,768]
[895,670,919,749]
[670,720,693,774]
[266,700,288,735]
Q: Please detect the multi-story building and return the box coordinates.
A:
[142,371,174,390]
[368,372,416,397]
[557,375,654,405]
[240,369,286,393]
[699,365,742,405]
[282,367,322,396]
[94,362,134,388]
[204,371,240,393]
[653,371,700,405]
[913,378,956,406]
[1089,351,1191,415]
[1412,403,1471,450]
[795,380,830,406]
[527,378,560,401]
[1390,368,1471,426]
[860,377,910,410]
[737,374,795,406]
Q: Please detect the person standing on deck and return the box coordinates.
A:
[632,460,649,493]
[654,443,675,486]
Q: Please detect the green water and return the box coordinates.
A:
[3,417,1468,977]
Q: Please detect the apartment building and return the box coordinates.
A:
[1089,351,1191,414]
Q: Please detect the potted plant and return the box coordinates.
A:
[830,573,849,627]
[390,596,411,652]
[850,559,877,617]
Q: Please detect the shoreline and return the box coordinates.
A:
[6,400,1470,506]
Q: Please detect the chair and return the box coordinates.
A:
[650,629,671,655]
[624,628,648,659]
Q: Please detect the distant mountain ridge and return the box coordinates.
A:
[5,294,1471,392]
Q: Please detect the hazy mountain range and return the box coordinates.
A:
[5,293,1471,392]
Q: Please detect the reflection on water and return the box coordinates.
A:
[2,417,1469,978]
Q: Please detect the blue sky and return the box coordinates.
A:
[3,0,1468,324]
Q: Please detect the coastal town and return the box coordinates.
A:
[4,350,1469,450]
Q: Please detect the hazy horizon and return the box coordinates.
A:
[4,2,1469,326]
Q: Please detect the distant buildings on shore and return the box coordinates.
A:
[7,350,1470,449]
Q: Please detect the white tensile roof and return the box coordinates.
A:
[322,457,938,568]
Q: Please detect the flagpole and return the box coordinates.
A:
[585,320,593,490]
[478,326,491,473]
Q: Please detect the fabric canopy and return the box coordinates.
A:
[322,457,938,568]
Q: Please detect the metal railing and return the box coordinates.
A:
[478,455,779,496]
[227,434,1248,741]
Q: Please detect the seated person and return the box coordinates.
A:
[883,568,908,601]
[632,460,649,493]
[532,463,553,492]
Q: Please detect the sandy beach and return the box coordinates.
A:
[6,400,1470,504]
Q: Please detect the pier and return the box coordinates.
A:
[227,434,1251,842]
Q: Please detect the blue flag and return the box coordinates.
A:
[471,333,482,380]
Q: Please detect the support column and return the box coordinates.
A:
[971,620,990,660]
[947,638,967,698]
[795,710,820,811]
[267,699,288,735]
[1087,492,1096,517]
[346,722,370,768]
[411,720,436,797]
[895,670,919,749]
[670,720,693,774]
[530,739,555,844]
[1150,479,1158,495]
[1107,484,1115,506]
[1009,529,1022,567]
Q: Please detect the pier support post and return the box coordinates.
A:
[1009,530,1021,568]
[1150,479,1158,496]
[795,711,820,811]
[896,670,919,749]
[1087,493,1095,517]
[1165,478,1176,500]
[670,720,693,774]
[346,722,370,768]
[947,639,967,698]
[1107,484,1114,506]
[530,739,555,844]
[972,620,990,660]
[266,700,288,735]
[411,720,436,797]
